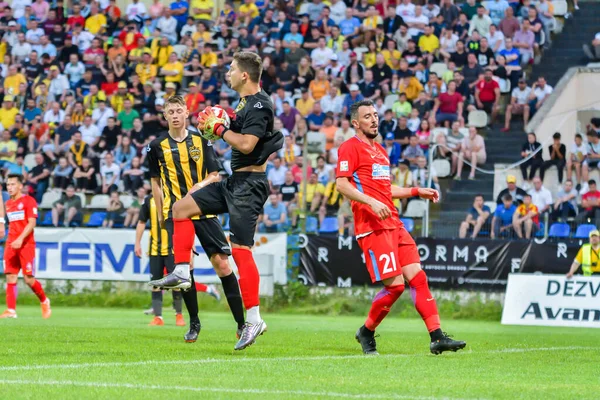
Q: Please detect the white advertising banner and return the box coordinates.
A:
[502,273,600,328]
[2,228,287,285]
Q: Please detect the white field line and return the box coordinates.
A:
[0,346,595,373]
[0,379,476,400]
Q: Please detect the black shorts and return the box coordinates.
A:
[480,101,495,114]
[191,172,270,247]
[149,255,174,281]
[165,217,231,259]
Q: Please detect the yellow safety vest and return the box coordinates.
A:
[580,244,598,276]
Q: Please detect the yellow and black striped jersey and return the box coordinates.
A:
[138,195,170,256]
[146,129,219,220]
[324,181,343,208]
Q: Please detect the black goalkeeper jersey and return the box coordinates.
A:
[229,89,284,171]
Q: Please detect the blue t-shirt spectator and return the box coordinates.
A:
[201,76,219,103]
[342,93,365,117]
[339,17,361,37]
[468,205,492,219]
[170,1,189,27]
[306,112,325,129]
[494,204,516,226]
[499,48,520,67]
[283,32,304,46]
[24,107,42,122]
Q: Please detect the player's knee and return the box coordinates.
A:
[23,275,35,286]
[211,254,232,276]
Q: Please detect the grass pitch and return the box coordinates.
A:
[0,306,598,400]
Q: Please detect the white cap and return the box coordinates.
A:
[330,54,338,61]
[155,98,165,106]
[349,84,359,91]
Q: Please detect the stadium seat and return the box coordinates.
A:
[172,44,187,58]
[75,192,86,208]
[401,218,414,233]
[432,127,448,143]
[88,195,110,209]
[553,0,568,16]
[39,191,62,209]
[575,224,597,239]
[548,223,570,238]
[297,2,310,15]
[384,94,399,110]
[319,217,339,233]
[467,110,488,128]
[306,216,318,233]
[484,201,497,214]
[24,154,37,170]
[429,62,448,77]
[404,200,426,218]
[40,211,53,227]
[458,127,469,136]
[432,159,451,178]
[120,195,134,208]
[536,222,545,238]
[87,212,107,227]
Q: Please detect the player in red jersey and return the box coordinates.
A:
[0,174,51,319]
[336,101,465,355]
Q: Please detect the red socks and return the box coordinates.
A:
[173,218,195,264]
[30,280,47,303]
[6,282,16,310]
[409,270,441,333]
[365,284,404,331]
[231,248,260,309]
[195,282,208,292]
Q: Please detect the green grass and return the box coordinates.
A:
[0,306,598,400]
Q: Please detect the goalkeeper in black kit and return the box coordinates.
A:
[150,52,284,351]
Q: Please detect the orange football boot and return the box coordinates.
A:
[175,314,186,326]
[41,299,52,319]
[0,310,17,319]
[149,316,164,326]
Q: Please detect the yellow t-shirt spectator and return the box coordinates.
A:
[0,107,19,129]
[308,80,330,101]
[296,97,315,117]
[201,52,217,68]
[418,34,440,53]
[4,73,26,96]
[399,76,424,101]
[130,47,152,61]
[192,31,213,47]
[85,14,107,35]
[0,138,17,163]
[190,0,213,19]
[111,93,135,114]
[363,52,377,69]
[381,49,402,69]
[136,63,158,85]
[162,62,184,83]
[363,15,382,30]
[239,2,259,19]
[84,91,107,112]
[299,182,325,204]
[152,45,173,67]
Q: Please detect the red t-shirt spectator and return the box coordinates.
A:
[84,48,106,64]
[438,92,463,114]
[583,190,600,211]
[67,15,85,28]
[476,79,499,103]
[291,164,313,184]
[101,82,119,96]
[119,30,144,52]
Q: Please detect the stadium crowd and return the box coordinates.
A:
[0,0,574,235]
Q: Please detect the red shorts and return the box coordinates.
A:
[357,228,420,283]
[4,244,36,276]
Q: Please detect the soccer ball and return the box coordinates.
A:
[199,106,231,141]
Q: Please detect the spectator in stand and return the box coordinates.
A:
[261,194,288,233]
[491,194,516,239]
[513,193,539,239]
[469,6,492,37]
[456,126,486,180]
[27,154,51,203]
[383,133,402,166]
[540,132,566,184]
[503,78,531,132]
[513,20,534,66]
[416,119,432,155]
[79,115,101,147]
[567,133,587,190]
[392,92,412,118]
[577,180,600,224]
[529,76,553,115]
[123,187,147,229]
[487,24,506,53]
[267,156,288,188]
[103,191,125,228]
[497,175,528,205]
[583,130,600,183]
[402,135,425,169]
[459,194,491,239]
[552,180,578,221]
[520,132,543,186]
[342,84,365,118]
[52,156,73,190]
[446,121,465,175]
[529,176,553,215]
[306,102,326,132]
[461,52,483,91]
[99,152,120,194]
[114,135,136,170]
[73,157,97,193]
[279,170,299,214]
[319,175,344,225]
[430,80,464,127]
[122,156,145,193]
[583,32,600,62]
[279,135,302,165]
[474,69,500,126]
[51,185,82,227]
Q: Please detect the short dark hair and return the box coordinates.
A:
[7,174,24,183]
[590,180,597,186]
[233,51,263,83]
[502,194,513,202]
[474,194,484,200]
[524,194,532,199]
[575,133,583,139]
[350,100,375,122]
[553,132,561,139]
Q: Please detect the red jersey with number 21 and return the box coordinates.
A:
[336,136,402,236]
[6,195,38,246]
